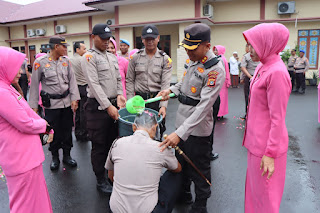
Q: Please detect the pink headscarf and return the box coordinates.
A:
[35,53,46,59]
[109,38,129,98]
[243,23,289,64]
[129,49,139,58]
[214,45,231,86]
[0,47,25,87]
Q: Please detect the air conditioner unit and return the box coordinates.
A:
[36,29,46,36]
[106,19,115,26]
[278,1,295,14]
[56,25,67,34]
[203,4,214,18]
[27,29,35,37]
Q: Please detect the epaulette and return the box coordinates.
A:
[137,49,144,53]
[159,50,167,56]
[203,56,221,69]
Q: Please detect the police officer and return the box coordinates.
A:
[81,23,126,195]
[158,23,226,213]
[126,24,172,137]
[294,50,310,94]
[70,42,88,142]
[240,45,260,118]
[29,36,80,170]
[287,49,298,90]
[18,58,30,100]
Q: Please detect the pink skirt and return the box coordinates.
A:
[6,164,52,213]
[218,84,229,117]
[245,151,287,213]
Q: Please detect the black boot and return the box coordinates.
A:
[62,149,77,167]
[176,191,193,205]
[50,152,60,171]
[96,177,113,195]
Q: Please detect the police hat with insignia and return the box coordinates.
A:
[49,36,70,46]
[92,23,112,39]
[179,23,211,50]
[141,25,159,39]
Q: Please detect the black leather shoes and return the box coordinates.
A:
[50,156,60,171]
[62,156,77,167]
[97,178,113,195]
[210,152,219,161]
[299,90,305,94]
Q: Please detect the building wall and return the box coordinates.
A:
[57,16,89,34]
[119,27,134,52]
[10,25,24,39]
[0,27,9,46]
[92,13,114,26]
[119,0,195,24]
[210,0,260,22]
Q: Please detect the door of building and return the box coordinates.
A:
[29,45,36,66]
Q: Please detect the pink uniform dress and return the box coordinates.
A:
[214,45,231,117]
[242,23,291,213]
[109,38,129,98]
[0,47,52,213]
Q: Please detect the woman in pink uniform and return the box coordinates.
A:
[108,38,129,98]
[213,45,231,118]
[242,23,291,213]
[0,47,53,213]
[318,68,320,123]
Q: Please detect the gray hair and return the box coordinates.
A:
[134,111,157,129]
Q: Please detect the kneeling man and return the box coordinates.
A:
[106,111,182,213]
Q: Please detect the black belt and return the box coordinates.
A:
[178,94,200,106]
[295,68,305,70]
[136,92,159,100]
[49,90,69,99]
[87,97,117,109]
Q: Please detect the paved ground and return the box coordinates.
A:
[1,85,320,213]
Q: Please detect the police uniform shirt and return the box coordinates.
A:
[294,56,310,73]
[241,52,260,76]
[287,55,297,71]
[170,50,226,141]
[81,45,123,110]
[126,48,172,108]
[29,54,80,109]
[70,53,87,86]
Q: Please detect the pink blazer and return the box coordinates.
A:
[243,55,291,158]
[0,47,46,177]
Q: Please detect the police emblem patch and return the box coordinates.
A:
[86,54,93,62]
[207,71,219,88]
[197,67,204,73]
[105,27,111,32]
[34,63,40,71]
[191,86,197,93]
[62,62,68,67]
[186,59,190,64]
[186,33,190,39]
[147,28,153,33]
[167,57,172,67]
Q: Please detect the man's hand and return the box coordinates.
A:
[260,155,275,179]
[117,95,126,109]
[107,105,119,120]
[158,106,166,119]
[33,108,39,113]
[71,101,78,113]
[156,90,171,101]
[159,132,180,152]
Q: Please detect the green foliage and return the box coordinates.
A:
[281,44,299,64]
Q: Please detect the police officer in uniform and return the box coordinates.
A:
[287,49,298,90]
[29,36,80,170]
[158,23,226,213]
[294,50,310,94]
[81,23,126,195]
[126,24,172,137]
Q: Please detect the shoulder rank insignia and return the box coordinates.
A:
[201,56,208,64]
[207,71,219,88]
[86,54,93,62]
[34,63,40,71]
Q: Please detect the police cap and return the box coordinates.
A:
[141,25,159,39]
[179,23,211,50]
[92,23,112,39]
[49,36,70,46]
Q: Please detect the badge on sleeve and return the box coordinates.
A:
[191,86,197,93]
[167,57,172,68]
[186,59,190,64]
[207,71,219,88]
[62,62,68,67]
[45,64,50,68]
[86,54,93,62]
[34,63,40,71]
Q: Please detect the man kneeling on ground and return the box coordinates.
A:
[105,111,182,213]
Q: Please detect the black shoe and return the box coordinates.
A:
[50,156,60,171]
[299,90,305,94]
[62,156,77,167]
[240,115,246,120]
[210,152,219,161]
[189,206,208,213]
[97,178,113,195]
[176,192,193,205]
[293,89,299,93]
